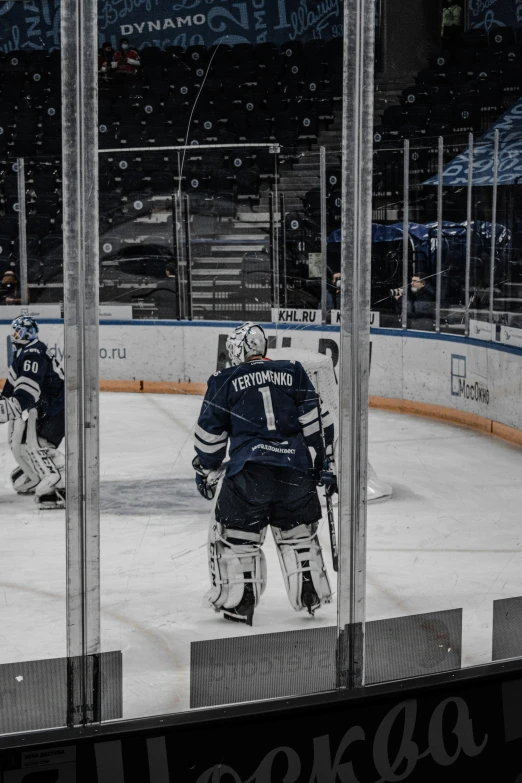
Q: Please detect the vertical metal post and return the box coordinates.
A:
[435,136,444,333]
[269,191,277,309]
[320,146,328,323]
[172,192,183,320]
[401,140,409,330]
[61,0,100,724]
[338,0,374,689]
[273,152,280,312]
[279,191,287,307]
[183,193,193,321]
[465,133,474,336]
[489,129,500,325]
[16,158,29,306]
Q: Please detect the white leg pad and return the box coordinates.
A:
[8,413,65,503]
[11,467,39,494]
[204,522,267,611]
[272,523,332,612]
[9,419,40,485]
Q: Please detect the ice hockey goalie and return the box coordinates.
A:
[193,321,336,626]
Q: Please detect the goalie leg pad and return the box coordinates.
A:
[272,523,332,614]
[204,522,267,617]
[11,467,39,495]
[9,419,40,487]
[24,413,66,507]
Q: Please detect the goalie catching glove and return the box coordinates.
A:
[192,455,222,501]
[0,396,22,424]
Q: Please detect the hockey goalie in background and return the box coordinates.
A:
[193,321,337,626]
[0,316,66,510]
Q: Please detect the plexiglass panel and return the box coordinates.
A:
[367,25,522,686]
[96,27,344,717]
[0,45,69,732]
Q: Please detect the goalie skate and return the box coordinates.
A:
[37,488,66,510]
[222,583,255,626]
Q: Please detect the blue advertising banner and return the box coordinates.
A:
[424,98,522,186]
[0,0,343,53]
[468,0,522,30]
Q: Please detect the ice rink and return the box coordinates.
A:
[1,391,522,720]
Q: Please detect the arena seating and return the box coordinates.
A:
[4,29,520,321]
[375,27,521,145]
[0,40,342,298]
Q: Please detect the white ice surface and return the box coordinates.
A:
[1,394,522,720]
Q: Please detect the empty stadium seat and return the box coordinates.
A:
[26,215,51,238]
[489,27,515,48]
[0,235,14,259]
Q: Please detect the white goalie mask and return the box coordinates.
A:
[226,322,267,366]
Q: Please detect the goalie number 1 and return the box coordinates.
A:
[259,386,276,431]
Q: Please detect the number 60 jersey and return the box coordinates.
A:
[2,338,65,419]
[195,358,334,478]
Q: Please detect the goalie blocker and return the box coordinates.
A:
[194,322,335,626]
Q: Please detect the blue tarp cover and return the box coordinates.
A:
[328,221,505,243]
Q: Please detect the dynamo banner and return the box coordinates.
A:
[469,0,522,31]
[424,98,522,186]
[0,0,343,54]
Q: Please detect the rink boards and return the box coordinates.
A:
[2,656,522,782]
[2,318,522,440]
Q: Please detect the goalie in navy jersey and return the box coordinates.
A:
[0,316,65,509]
[193,321,336,626]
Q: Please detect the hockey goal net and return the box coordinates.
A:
[269,348,392,502]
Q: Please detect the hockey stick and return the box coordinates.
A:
[324,484,338,572]
[315,393,339,572]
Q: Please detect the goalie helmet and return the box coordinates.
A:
[226,322,267,366]
[11,316,39,346]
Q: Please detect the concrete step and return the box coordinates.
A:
[274,184,316,194]
[271,175,318,183]
[232,223,269,232]
[236,212,273,222]
[207,244,266,252]
[292,159,340,171]
[192,256,242,269]
[192,268,241,277]
[192,279,243,287]
[202,232,267,240]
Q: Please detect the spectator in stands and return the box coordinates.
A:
[394,275,435,321]
[112,38,140,77]
[441,0,463,42]
[154,263,178,320]
[327,271,341,311]
[98,41,115,76]
[0,271,21,305]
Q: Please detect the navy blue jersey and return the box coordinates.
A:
[195,358,334,477]
[2,339,65,419]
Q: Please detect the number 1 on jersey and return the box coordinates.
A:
[259,386,276,431]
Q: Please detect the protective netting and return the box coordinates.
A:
[270,347,392,502]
